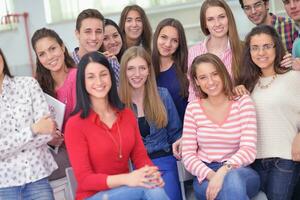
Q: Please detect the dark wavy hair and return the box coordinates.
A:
[237,25,290,92]
[31,27,75,97]
[73,51,124,118]
[100,18,125,62]
[0,48,12,78]
[119,4,152,53]
[152,18,189,98]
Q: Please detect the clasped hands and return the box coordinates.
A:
[126,165,164,189]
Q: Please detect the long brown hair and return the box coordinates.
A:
[237,25,290,92]
[119,46,167,128]
[0,48,13,78]
[190,53,234,99]
[200,0,243,83]
[31,28,75,97]
[152,18,189,98]
[119,5,152,53]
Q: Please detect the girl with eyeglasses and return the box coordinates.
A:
[237,25,300,200]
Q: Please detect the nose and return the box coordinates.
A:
[291,1,296,8]
[91,32,97,40]
[134,68,140,76]
[46,52,53,60]
[251,6,256,14]
[165,39,171,47]
[207,75,214,85]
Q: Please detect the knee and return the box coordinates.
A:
[144,187,169,200]
[222,170,245,193]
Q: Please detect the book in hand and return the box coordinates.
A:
[44,93,66,131]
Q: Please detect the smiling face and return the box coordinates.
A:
[76,18,104,56]
[283,0,300,24]
[195,62,224,98]
[242,0,269,25]
[35,37,66,72]
[124,10,143,43]
[103,25,123,56]
[157,26,179,58]
[85,62,112,102]
[126,56,149,90]
[205,6,229,39]
[250,33,276,76]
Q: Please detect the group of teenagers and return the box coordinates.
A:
[0,0,300,200]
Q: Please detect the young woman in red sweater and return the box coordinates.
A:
[64,51,169,200]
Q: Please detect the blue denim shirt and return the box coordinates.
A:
[133,87,182,154]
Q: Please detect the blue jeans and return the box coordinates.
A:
[252,158,300,200]
[193,162,260,200]
[86,186,169,200]
[0,178,54,200]
[152,155,182,200]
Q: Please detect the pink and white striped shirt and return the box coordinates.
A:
[181,95,257,184]
[187,36,232,102]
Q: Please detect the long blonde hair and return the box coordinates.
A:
[119,46,167,128]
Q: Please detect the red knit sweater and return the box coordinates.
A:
[65,108,153,200]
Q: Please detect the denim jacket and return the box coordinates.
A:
[132,87,182,154]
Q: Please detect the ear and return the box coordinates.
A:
[62,44,66,53]
[265,1,270,9]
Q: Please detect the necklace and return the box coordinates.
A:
[104,122,123,159]
[257,74,277,89]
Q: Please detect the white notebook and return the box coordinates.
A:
[44,93,66,131]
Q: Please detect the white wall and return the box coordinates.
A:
[0,0,262,76]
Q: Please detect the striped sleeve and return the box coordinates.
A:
[181,102,213,183]
[227,95,257,167]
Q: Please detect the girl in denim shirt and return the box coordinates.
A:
[119,46,182,200]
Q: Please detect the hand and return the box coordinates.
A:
[292,133,300,161]
[206,166,227,200]
[292,58,300,71]
[280,53,293,68]
[102,51,117,59]
[233,85,249,97]
[31,115,56,135]
[48,130,64,146]
[172,138,182,159]
[126,165,162,188]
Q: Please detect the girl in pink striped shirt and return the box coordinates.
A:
[181,53,260,200]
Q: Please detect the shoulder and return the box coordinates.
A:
[157,87,172,101]
[186,99,201,111]
[119,108,136,122]
[273,13,293,24]
[189,41,205,53]
[234,95,255,111]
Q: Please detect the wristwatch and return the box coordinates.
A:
[223,162,233,171]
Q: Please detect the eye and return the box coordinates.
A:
[207,17,214,21]
[96,29,103,34]
[38,52,45,58]
[212,71,219,76]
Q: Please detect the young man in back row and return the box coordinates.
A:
[239,0,298,53]
[72,9,120,83]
